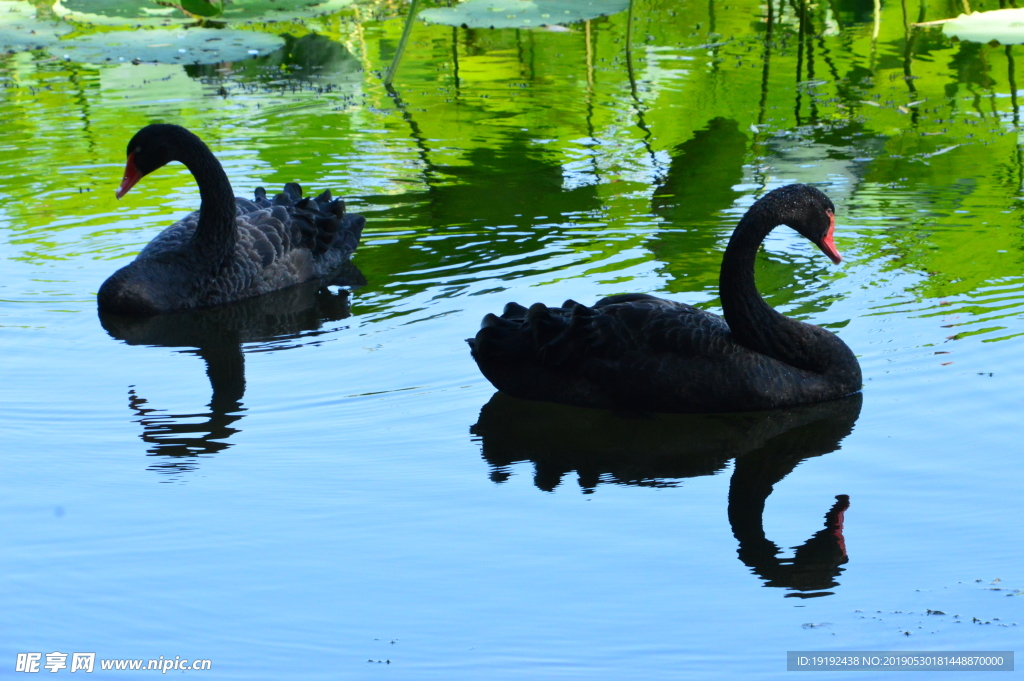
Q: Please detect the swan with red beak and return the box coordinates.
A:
[468,184,860,413]
[99,123,365,316]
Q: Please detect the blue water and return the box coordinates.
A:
[2,3,1023,679]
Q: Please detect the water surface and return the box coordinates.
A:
[1,0,1023,678]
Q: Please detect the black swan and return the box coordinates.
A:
[468,184,861,413]
[97,124,365,316]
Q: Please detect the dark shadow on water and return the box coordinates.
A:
[100,270,362,477]
[471,392,862,597]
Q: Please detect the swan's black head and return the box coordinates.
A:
[764,184,841,264]
[116,124,205,199]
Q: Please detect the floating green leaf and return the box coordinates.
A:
[53,0,355,26]
[49,27,284,64]
[941,9,1024,45]
[53,0,185,26]
[1,1,72,52]
[418,0,629,29]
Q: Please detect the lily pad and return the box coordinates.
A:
[53,0,356,26]
[418,0,629,29]
[942,8,1024,45]
[49,27,285,64]
[53,0,183,27]
[1,1,72,52]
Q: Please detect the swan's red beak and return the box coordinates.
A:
[116,152,143,199]
[817,211,842,264]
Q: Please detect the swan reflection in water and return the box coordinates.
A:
[100,270,362,476]
[471,392,861,598]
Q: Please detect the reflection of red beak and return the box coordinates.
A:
[817,211,842,264]
[116,152,143,199]
[828,494,850,557]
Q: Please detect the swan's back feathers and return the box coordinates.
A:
[470,295,853,413]
[137,183,361,266]
[248,182,361,258]
[101,183,364,316]
[474,295,733,371]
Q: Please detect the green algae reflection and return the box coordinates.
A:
[0,0,1023,343]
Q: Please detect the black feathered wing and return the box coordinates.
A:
[133,184,364,309]
[470,294,831,413]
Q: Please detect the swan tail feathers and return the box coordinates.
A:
[482,312,517,330]
[472,302,578,367]
[331,212,364,257]
[283,182,303,201]
[471,301,612,404]
[259,182,364,260]
[501,302,528,319]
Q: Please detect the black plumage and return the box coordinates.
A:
[468,184,862,413]
[98,124,364,316]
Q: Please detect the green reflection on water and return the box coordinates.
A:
[1,0,1023,340]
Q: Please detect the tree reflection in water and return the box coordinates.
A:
[472,392,861,597]
[100,269,362,476]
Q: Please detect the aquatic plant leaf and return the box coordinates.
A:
[942,9,1024,44]
[53,0,355,26]
[418,0,629,29]
[0,1,72,52]
[53,0,187,26]
[49,27,284,65]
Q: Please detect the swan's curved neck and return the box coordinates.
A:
[719,200,823,372]
[176,135,236,258]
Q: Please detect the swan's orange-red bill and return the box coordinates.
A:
[818,211,842,264]
[116,152,143,199]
